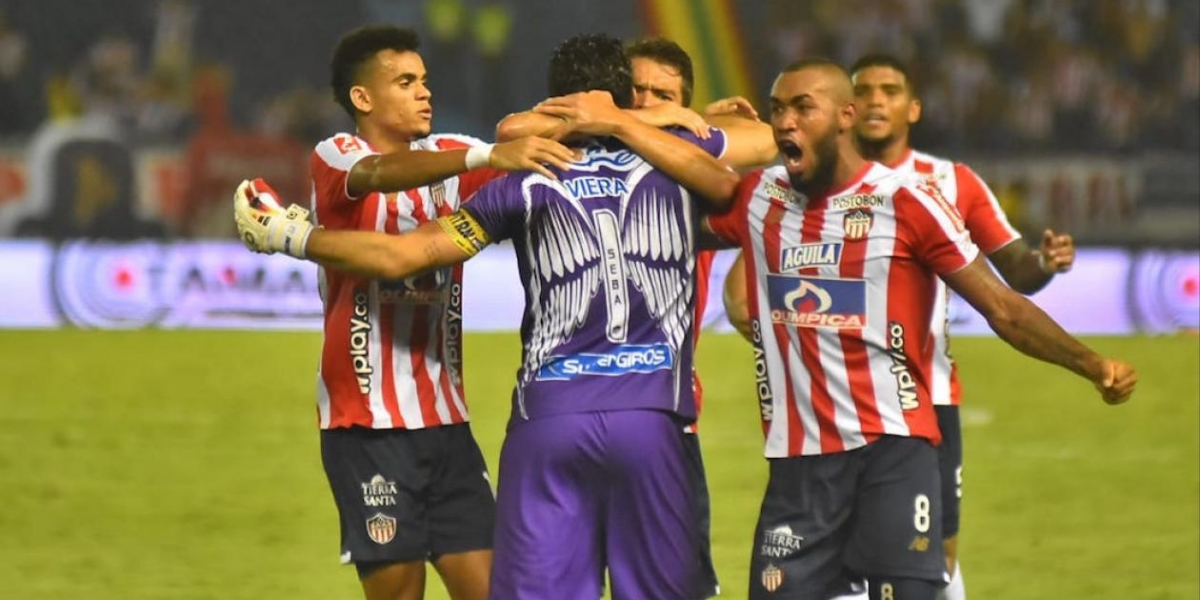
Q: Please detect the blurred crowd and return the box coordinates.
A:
[765,0,1200,152]
[1,0,1196,152]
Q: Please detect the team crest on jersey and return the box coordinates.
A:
[365,513,397,545]
[761,564,784,592]
[780,242,842,271]
[843,209,874,240]
[334,136,364,154]
[766,275,866,329]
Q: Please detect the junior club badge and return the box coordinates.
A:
[843,209,874,240]
[762,563,784,592]
[366,513,397,545]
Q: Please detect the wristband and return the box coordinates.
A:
[465,144,494,170]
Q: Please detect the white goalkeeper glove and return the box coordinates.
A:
[233,178,314,258]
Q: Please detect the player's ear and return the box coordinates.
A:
[350,85,372,115]
[908,98,921,126]
[838,101,856,131]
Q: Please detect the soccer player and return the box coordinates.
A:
[304,25,574,600]
[704,59,1136,600]
[625,35,776,599]
[849,53,1075,600]
[235,34,741,600]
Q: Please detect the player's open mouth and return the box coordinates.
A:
[865,114,887,123]
[779,140,803,168]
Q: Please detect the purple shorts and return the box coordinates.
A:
[490,409,701,600]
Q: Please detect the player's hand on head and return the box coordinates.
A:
[1040,229,1075,273]
[533,90,625,136]
[636,103,710,139]
[1093,358,1137,405]
[233,178,314,258]
[704,96,759,121]
[490,137,578,180]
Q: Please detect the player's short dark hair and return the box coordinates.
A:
[849,53,918,96]
[625,37,694,107]
[330,25,421,119]
[548,34,634,109]
[780,57,843,75]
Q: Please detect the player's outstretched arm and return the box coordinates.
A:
[942,256,1136,404]
[987,229,1076,294]
[348,137,576,196]
[722,252,754,342]
[535,91,739,208]
[234,179,484,280]
[704,113,777,171]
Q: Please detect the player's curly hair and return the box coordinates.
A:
[626,37,694,107]
[330,25,420,119]
[548,34,633,109]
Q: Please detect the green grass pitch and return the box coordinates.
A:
[0,330,1196,599]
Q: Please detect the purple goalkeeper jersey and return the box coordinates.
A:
[463,128,727,421]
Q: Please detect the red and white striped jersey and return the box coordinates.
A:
[309,132,500,430]
[708,163,979,457]
[686,249,716,433]
[891,149,1020,406]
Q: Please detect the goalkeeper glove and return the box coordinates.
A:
[233,178,314,258]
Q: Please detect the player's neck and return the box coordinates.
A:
[356,121,415,154]
[857,136,910,168]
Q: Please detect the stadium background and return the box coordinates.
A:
[0,0,1196,598]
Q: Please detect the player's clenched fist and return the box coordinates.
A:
[1094,358,1137,405]
[233,178,314,258]
[488,137,578,180]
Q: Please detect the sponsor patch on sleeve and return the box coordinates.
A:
[437,211,491,257]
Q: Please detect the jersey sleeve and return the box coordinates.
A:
[954,163,1020,254]
[460,175,524,243]
[703,169,761,247]
[433,134,505,199]
[311,134,378,207]
[896,184,980,275]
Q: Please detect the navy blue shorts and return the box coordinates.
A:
[320,424,495,569]
[749,436,945,599]
[935,405,963,538]
[683,431,720,598]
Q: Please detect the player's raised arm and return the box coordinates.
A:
[234,179,487,280]
[535,91,739,208]
[941,256,1135,404]
[985,229,1076,294]
[347,136,576,195]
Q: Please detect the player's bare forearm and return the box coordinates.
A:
[723,252,753,342]
[610,118,738,208]
[705,114,778,170]
[984,292,1102,379]
[304,222,470,280]
[495,111,570,142]
[348,150,471,197]
[988,239,1054,294]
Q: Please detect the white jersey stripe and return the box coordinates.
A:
[863,213,910,437]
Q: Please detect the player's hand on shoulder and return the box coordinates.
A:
[233,178,314,258]
[489,137,578,180]
[1040,229,1075,273]
[630,103,710,139]
[1093,357,1137,405]
[533,90,626,136]
[704,96,759,121]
